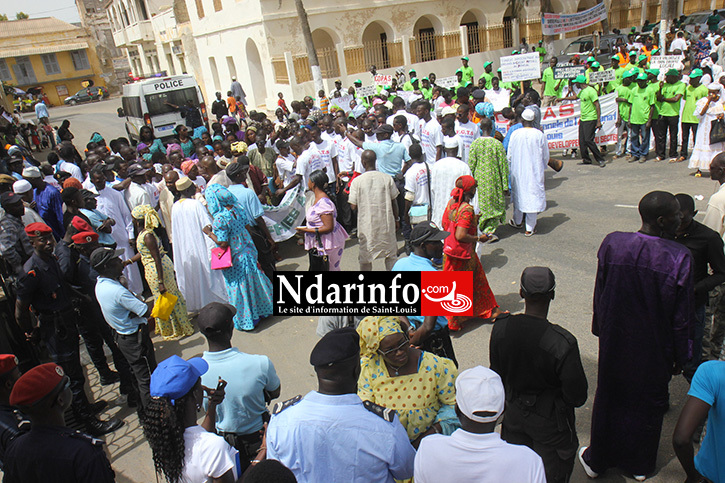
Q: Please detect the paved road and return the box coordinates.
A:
[31,101,718,482]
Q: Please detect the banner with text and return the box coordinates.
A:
[541,2,608,35]
[263,185,307,242]
[493,92,618,149]
[553,64,586,80]
[374,74,393,86]
[649,55,682,71]
[330,94,354,113]
[500,53,542,83]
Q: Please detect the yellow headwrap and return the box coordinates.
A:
[131,204,161,230]
[356,316,404,359]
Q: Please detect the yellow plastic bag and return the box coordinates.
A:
[150,292,178,321]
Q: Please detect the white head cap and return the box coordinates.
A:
[22,167,41,179]
[441,106,457,117]
[12,179,32,194]
[708,82,721,91]
[522,108,536,122]
[455,366,505,423]
[231,76,237,81]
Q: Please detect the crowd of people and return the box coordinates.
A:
[0,22,723,483]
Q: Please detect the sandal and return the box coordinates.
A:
[487,234,500,243]
[509,219,523,229]
[524,230,536,237]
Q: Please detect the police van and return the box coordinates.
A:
[119,74,208,144]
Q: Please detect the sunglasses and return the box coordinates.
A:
[378,335,410,356]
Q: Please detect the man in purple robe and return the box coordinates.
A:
[579,191,694,481]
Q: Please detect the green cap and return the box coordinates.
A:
[354,79,362,84]
[629,50,637,56]
[409,69,416,74]
[592,61,600,68]
[631,27,637,32]
[411,77,418,83]
[512,50,520,54]
[573,74,587,84]
[483,61,493,68]
[638,54,648,62]
[612,54,620,60]
[461,56,469,61]
[455,68,462,74]
[646,68,660,76]
[666,68,680,76]
[652,48,659,54]
[497,68,502,72]
[690,68,704,78]
[587,56,596,62]
[622,69,637,79]
[636,72,648,81]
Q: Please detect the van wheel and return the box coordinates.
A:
[69,100,77,106]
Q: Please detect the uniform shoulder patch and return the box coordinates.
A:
[363,400,395,422]
[271,395,302,415]
[66,429,104,447]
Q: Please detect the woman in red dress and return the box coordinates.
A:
[441,175,505,330]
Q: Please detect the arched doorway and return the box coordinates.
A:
[311,29,340,79]
[245,39,267,109]
[461,10,485,53]
[362,21,395,69]
[503,6,514,49]
[413,15,442,62]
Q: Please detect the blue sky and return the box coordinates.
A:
[0,0,81,24]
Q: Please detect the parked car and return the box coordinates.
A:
[63,86,109,105]
[560,34,628,65]
[682,11,725,35]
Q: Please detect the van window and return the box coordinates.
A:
[145,87,200,116]
[122,96,142,118]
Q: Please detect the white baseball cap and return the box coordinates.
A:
[455,366,505,423]
[441,106,457,117]
[12,179,32,194]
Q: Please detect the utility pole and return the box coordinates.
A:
[295,0,324,94]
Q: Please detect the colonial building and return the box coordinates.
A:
[76,0,128,92]
[0,17,106,106]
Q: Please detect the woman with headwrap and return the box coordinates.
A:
[127,204,193,340]
[441,175,504,331]
[202,184,273,331]
[181,159,206,190]
[356,316,459,447]
[139,126,165,156]
[689,82,725,176]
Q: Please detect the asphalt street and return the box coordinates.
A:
[25,100,718,482]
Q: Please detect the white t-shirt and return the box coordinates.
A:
[124,182,151,211]
[182,425,238,483]
[295,147,324,188]
[386,109,420,132]
[404,162,430,206]
[670,37,688,53]
[455,120,481,163]
[443,134,465,160]
[484,88,511,112]
[364,133,377,144]
[391,131,414,151]
[276,154,296,186]
[416,117,443,165]
[312,139,338,183]
[414,430,546,483]
[57,160,83,182]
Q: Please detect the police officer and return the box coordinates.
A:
[14,222,123,436]
[3,363,116,482]
[0,354,28,469]
[489,267,589,483]
[266,327,415,482]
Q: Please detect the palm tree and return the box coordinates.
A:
[294,0,324,94]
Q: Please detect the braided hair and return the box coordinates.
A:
[141,393,191,483]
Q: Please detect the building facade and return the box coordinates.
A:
[0,17,106,106]
[76,0,128,92]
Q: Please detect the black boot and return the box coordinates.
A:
[88,400,108,415]
[99,371,120,385]
[82,412,124,437]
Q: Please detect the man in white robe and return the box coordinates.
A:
[507,109,550,236]
[348,150,399,271]
[171,176,228,312]
[430,137,474,229]
[88,166,143,293]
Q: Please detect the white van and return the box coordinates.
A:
[120,74,208,144]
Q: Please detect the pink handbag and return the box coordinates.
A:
[211,247,232,270]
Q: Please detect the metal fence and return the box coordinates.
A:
[291,48,339,84]
[410,31,462,63]
[344,40,404,75]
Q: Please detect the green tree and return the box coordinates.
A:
[0,14,8,21]
[15,12,28,20]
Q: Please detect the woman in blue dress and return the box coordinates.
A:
[202,184,274,330]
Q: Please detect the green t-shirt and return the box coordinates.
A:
[628,85,654,125]
[658,81,686,117]
[645,83,659,116]
[616,83,633,122]
[479,72,493,89]
[682,84,708,124]
[578,86,599,122]
[535,46,547,62]
[542,67,557,96]
[421,87,433,100]
[461,66,474,84]
[403,82,414,91]
[708,14,721,28]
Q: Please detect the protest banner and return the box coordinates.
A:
[500,53,542,83]
[329,94,353,112]
[553,64,586,80]
[262,185,307,242]
[649,55,682,71]
[588,70,616,83]
[437,76,458,88]
[374,74,393,86]
[355,85,377,97]
[493,92,618,149]
[541,2,608,35]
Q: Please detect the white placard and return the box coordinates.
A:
[374,74,393,86]
[355,85,377,97]
[329,94,353,112]
[541,2,608,35]
[649,55,682,71]
[437,76,458,88]
[500,52,542,83]
[588,70,616,83]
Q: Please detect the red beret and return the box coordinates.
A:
[10,363,65,407]
[72,231,98,245]
[0,354,18,377]
[24,222,52,237]
[71,216,93,233]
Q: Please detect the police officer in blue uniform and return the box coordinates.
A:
[3,363,116,482]
[266,327,416,482]
[13,222,122,436]
[0,354,28,469]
